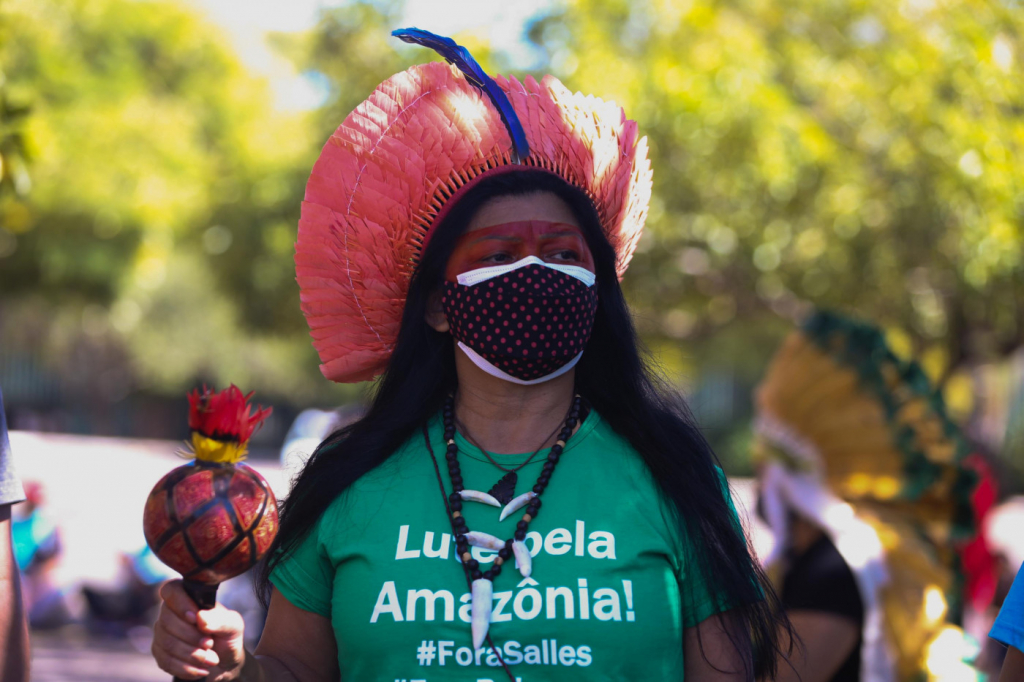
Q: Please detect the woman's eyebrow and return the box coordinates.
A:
[466,234,523,246]
[540,229,582,238]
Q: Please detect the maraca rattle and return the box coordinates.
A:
[143,385,277,681]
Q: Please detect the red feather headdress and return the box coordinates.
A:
[295,61,653,383]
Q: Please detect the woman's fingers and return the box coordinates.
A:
[195,605,246,673]
[152,581,247,679]
[195,603,245,638]
[158,606,214,649]
[152,582,222,677]
[159,580,198,623]
[154,624,221,667]
[151,633,215,679]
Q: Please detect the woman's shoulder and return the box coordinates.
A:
[314,423,437,531]
[583,410,661,478]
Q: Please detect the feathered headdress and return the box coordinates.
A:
[295,29,653,383]
[755,311,977,682]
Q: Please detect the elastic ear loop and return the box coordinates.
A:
[457,342,583,386]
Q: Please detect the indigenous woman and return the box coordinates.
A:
[755,311,978,682]
[151,30,784,681]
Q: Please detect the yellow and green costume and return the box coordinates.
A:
[755,311,977,682]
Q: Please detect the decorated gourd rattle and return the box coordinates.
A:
[143,386,277,682]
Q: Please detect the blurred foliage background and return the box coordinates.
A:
[0,0,1022,479]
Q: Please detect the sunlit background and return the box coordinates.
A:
[1,0,1023,678]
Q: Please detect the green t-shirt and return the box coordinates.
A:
[271,410,737,681]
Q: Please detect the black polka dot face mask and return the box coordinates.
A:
[441,256,599,384]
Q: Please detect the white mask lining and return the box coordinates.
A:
[455,256,596,287]
[456,341,583,386]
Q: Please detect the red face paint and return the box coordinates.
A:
[444,221,594,281]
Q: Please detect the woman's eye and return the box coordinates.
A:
[482,252,515,264]
[548,250,580,261]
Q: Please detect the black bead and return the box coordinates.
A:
[454,518,467,530]
[483,569,494,580]
[449,492,461,504]
[445,451,458,462]
[505,538,514,547]
[450,499,462,512]
[472,570,483,580]
[489,563,502,578]
[529,497,541,509]
[532,484,545,494]
[559,429,573,440]
[527,503,540,515]
[547,452,560,464]
[455,533,467,544]
[498,547,511,559]
[566,418,578,429]
[514,529,526,541]
[516,520,528,531]
[466,559,479,570]
[451,476,463,488]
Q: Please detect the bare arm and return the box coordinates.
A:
[153,581,338,681]
[251,588,340,681]
[999,645,1024,682]
[0,504,30,682]
[773,610,859,682]
[684,611,753,682]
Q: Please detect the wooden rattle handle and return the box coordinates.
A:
[172,581,219,682]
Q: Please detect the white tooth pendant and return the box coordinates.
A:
[512,540,532,578]
[465,531,505,551]
[499,491,537,522]
[471,578,493,650]
[460,490,501,508]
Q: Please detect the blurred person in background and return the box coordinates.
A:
[279,404,366,481]
[755,311,979,682]
[12,480,72,629]
[0,386,30,682]
[977,498,1024,675]
[150,30,790,682]
[990,561,1024,682]
[82,543,176,638]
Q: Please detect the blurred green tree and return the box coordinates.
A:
[529,0,1024,382]
[0,0,340,407]
[4,0,1024,446]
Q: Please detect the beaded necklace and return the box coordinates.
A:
[435,392,583,651]
[454,410,566,505]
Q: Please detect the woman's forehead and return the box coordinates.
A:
[466,191,579,232]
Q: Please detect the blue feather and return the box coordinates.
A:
[392,27,530,163]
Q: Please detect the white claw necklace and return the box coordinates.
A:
[424,393,584,666]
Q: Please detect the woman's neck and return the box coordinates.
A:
[452,350,577,454]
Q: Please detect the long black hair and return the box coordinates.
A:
[258,170,788,677]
